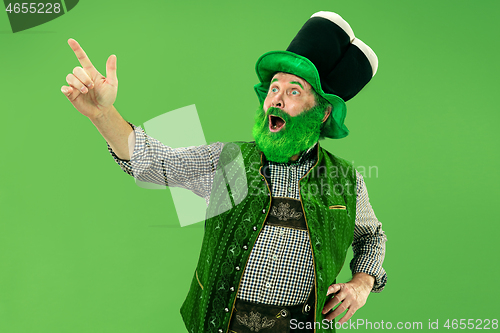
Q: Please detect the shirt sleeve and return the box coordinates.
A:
[107,121,225,203]
[350,170,388,293]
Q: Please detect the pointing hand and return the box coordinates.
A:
[61,38,118,119]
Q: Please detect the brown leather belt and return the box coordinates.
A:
[228,287,315,333]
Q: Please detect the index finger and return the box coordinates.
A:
[68,38,98,77]
[326,283,342,296]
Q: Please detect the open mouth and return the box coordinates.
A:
[269,114,286,132]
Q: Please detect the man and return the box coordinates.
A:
[61,11,386,333]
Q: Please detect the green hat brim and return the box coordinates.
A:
[254,50,349,139]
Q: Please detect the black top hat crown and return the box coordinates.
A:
[287,11,378,102]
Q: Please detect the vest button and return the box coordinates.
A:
[262,209,266,214]
[235,266,240,271]
[253,226,257,231]
[218,329,223,333]
[224,307,229,312]
[243,245,248,250]
[230,287,235,292]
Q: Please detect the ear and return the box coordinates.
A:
[322,106,332,123]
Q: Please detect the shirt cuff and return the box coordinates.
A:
[107,121,150,176]
[350,259,387,293]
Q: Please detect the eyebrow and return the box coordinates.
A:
[270,79,304,90]
[290,81,304,89]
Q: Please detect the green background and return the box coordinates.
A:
[1,0,499,332]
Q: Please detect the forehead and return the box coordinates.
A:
[270,72,311,90]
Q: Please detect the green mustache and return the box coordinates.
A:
[264,107,292,128]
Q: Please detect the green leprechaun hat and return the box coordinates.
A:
[254,11,378,139]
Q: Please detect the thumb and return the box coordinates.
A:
[326,283,342,296]
[105,54,118,86]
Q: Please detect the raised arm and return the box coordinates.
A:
[61,38,132,160]
[108,122,225,203]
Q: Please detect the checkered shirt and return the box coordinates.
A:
[107,123,387,306]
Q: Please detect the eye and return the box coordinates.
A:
[271,87,278,93]
[291,90,300,96]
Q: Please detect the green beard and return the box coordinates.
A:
[252,103,327,163]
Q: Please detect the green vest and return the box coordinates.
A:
[180,141,357,333]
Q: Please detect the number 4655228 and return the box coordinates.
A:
[5,3,61,14]
[444,319,498,329]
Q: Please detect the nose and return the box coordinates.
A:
[270,91,284,109]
